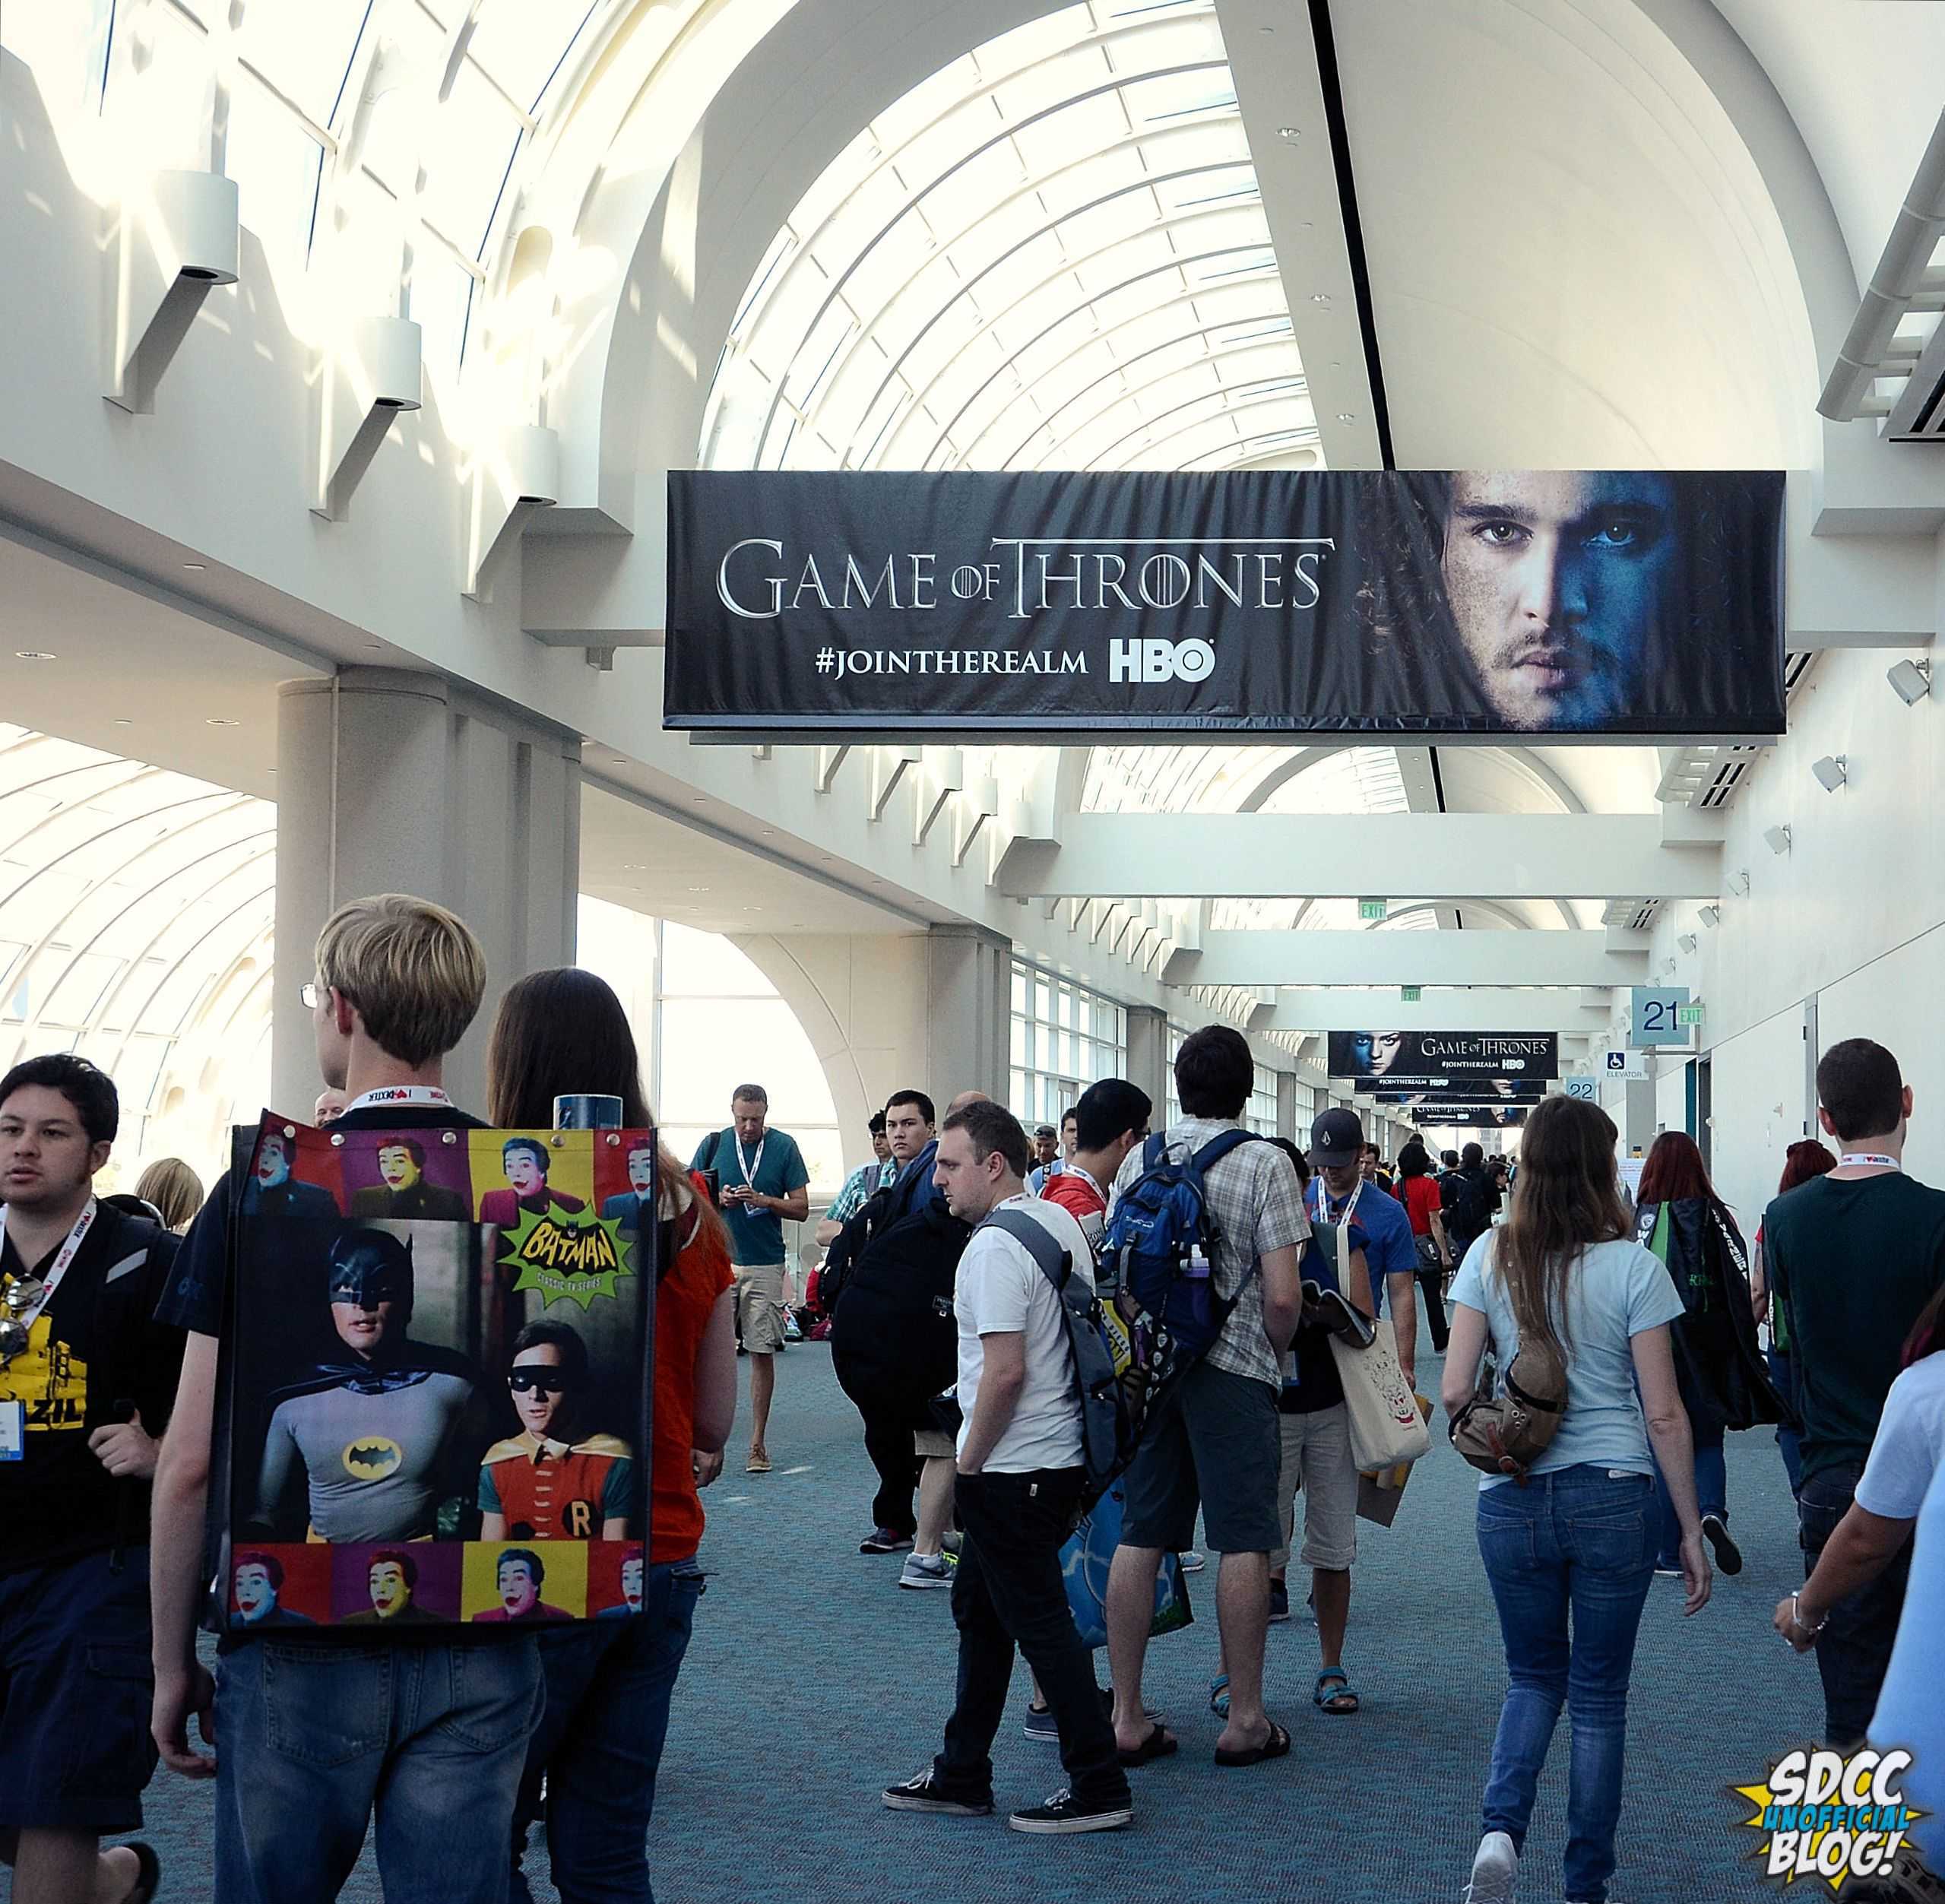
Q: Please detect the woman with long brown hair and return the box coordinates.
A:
[486,965,737,1904]
[1442,1095,1710,1904]
[1633,1129,1786,1579]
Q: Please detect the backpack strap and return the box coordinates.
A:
[984,1206,1073,1291]
[1187,1129,1263,1174]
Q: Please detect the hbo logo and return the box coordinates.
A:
[1108,637,1216,684]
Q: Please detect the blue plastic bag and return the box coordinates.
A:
[1060,1478,1192,1650]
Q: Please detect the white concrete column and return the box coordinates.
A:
[1275,1071,1298,1142]
[274,668,581,1116]
[924,925,1012,1106]
[1126,1005,1170,1121]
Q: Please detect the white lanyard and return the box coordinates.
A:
[1314,1178,1364,1232]
[0,1196,99,1336]
[733,1132,766,1188]
[1063,1164,1107,1206]
[1839,1153,1900,1171]
[343,1085,454,1115]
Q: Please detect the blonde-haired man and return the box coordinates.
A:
[148,894,543,1904]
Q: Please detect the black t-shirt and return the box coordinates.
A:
[1764,1171,1945,1483]
[1,1201,184,1573]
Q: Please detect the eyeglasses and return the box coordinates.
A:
[508,1368,574,1396]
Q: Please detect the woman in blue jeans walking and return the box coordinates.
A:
[1443,1098,1714,1904]
[488,971,740,1904]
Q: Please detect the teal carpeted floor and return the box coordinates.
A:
[42,1321,1822,1902]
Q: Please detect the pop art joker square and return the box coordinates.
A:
[218,1116,659,1633]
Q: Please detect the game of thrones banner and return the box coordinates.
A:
[664,470,1785,740]
[1329,1031,1560,1085]
[1411,1107,1529,1130]
[214,1119,658,1634]
[1367,1079,1549,1105]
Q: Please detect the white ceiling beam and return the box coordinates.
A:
[999,816,1719,901]
[1256,990,1614,1035]
[1167,929,1649,988]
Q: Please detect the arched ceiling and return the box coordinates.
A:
[0,726,274,1180]
[702,0,1316,477]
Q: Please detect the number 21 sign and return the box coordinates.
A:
[1630,987,1690,1047]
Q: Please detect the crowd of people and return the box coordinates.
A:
[2,888,1943,1902]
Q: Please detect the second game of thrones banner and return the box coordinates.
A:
[664,470,1785,741]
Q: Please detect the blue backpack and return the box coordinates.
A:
[1099,1130,1266,1367]
[983,1207,1136,1508]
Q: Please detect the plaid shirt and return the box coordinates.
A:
[1112,1116,1310,1389]
[828,1156,896,1227]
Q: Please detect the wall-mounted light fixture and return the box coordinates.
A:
[1725,869,1751,896]
[104,171,239,413]
[1699,904,1721,928]
[1888,658,1933,705]
[1813,755,1848,792]
[1763,824,1792,856]
[1677,933,1698,955]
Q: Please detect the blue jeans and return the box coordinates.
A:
[1650,1423,1726,1567]
[1476,1466,1658,1904]
[214,1637,543,1904]
[1769,1349,1804,1495]
[509,1563,704,1904]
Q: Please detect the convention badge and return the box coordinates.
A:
[0,1399,23,1460]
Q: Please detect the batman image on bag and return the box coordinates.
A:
[248,1228,482,1542]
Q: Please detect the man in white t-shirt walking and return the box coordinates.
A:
[883,1100,1134,1836]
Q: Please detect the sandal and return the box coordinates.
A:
[122,1843,163,1904]
[1117,1724,1179,1767]
[1313,1668,1360,1716]
[1214,1719,1291,1767]
[1208,1673,1229,1719]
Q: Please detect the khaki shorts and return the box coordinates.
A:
[913,1427,956,1460]
[733,1262,787,1354]
[1270,1402,1359,1574]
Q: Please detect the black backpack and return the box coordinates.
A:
[1441,1167,1484,1245]
[816,1180,897,1318]
[828,1195,972,1425]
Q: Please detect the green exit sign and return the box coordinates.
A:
[1402,986,1421,1003]
[1677,1004,1705,1027]
[1359,898,1388,921]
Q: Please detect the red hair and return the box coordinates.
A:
[1778,1139,1837,1196]
[1636,1130,1714,1205]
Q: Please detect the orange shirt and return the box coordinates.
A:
[653,1178,734,1563]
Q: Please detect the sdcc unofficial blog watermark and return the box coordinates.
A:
[1733,1745,1927,1890]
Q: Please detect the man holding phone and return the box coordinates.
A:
[692,1085,809,1474]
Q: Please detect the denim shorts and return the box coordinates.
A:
[0,1548,159,1834]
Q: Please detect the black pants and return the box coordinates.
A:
[1799,1462,1912,1747]
[934,1468,1129,1809]
[1415,1265,1451,1354]
[857,1396,922,1539]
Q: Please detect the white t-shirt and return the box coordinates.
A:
[1871,1453,1945,1872]
[954,1194,1094,1475]
[1855,1352,1945,1521]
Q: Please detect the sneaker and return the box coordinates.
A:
[899,1552,954,1590]
[861,1528,915,1554]
[882,1773,992,1817]
[1702,1512,1744,1576]
[1269,1579,1291,1624]
[1179,1550,1205,1573]
[942,1530,964,1555]
[1008,1788,1133,1835]
[1463,1830,1518,1903]
[1022,1703,1061,1744]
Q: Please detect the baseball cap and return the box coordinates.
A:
[1310,1107,1365,1169]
